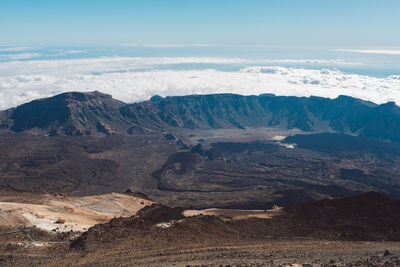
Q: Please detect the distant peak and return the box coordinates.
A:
[259,93,276,97]
[150,95,164,102]
[54,91,112,101]
[336,95,355,100]
[335,95,377,107]
[382,101,396,106]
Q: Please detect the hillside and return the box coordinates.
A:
[0,92,400,142]
[3,192,396,266]
[0,92,400,207]
[0,91,129,136]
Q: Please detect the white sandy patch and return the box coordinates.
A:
[272,135,285,141]
[279,143,296,149]
[0,193,153,232]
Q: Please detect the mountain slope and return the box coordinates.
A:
[1,91,400,142]
[122,93,400,141]
[0,91,129,136]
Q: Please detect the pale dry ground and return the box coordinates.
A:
[183,207,283,220]
[0,191,283,233]
[0,192,153,232]
[177,127,307,146]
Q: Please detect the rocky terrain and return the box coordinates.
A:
[0,92,399,208]
[0,192,399,266]
[0,91,399,265]
[0,129,399,209]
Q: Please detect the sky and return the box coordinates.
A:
[1,0,399,47]
[0,1,399,110]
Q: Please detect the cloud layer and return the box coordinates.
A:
[336,49,400,55]
[0,53,42,61]
[121,43,216,48]
[0,57,399,110]
[0,46,41,52]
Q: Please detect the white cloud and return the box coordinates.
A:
[46,49,86,57]
[65,50,85,54]
[335,49,400,55]
[0,53,41,61]
[0,56,360,76]
[121,43,216,48]
[255,59,361,65]
[0,57,251,76]
[0,46,41,52]
[0,57,398,110]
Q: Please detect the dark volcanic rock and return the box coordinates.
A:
[70,204,185,250]
[229,192,400,241]
[277,192,400,241]
[70,192,400,253]
[285,132,400,155]
[0,133,126,194]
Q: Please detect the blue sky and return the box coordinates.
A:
[0,0,399,47]
[0,1,399,111]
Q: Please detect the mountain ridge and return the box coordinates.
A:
[0,91,399,142]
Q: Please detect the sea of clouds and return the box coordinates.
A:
[0,56,399,110]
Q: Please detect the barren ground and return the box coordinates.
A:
[1,236,399,266]
[0,193,399,266]
[0,192,153,232]
[183,207,283,220]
